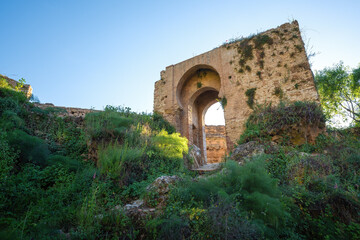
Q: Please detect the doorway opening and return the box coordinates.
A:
[204,102,227,164]
[176,65,228,167]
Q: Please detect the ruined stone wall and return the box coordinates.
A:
[0,74,33,98]
[205,125,227,163]
[154,21,319,151]
[34,103,99,119]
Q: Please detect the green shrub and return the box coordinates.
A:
[206,200,261,239]
[265,151,289,184]
[0,136,17,181]
[24,109,88,161]
[102,105,175,134]
[151,130,188,159]
[47,155,83,172]
[98,144,145,182]
[0,87,27,105]
[239,101,325,144]
[0,110,25,130]
[171,159,288,228]
[0,97,22,115]
[84,109,132,142]
[7,129,50,167]
[147,215,190,240]
[151,112,176,134]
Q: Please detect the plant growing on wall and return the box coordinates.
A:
[254,34,273,50]
[217,97,227,109]
[274,87,284,99]
[15,78,26,91]
[197,82,202,89]
[196,69,207,79]
[256,71,262,80]
[245,88,257,109]
[230,34,274,74]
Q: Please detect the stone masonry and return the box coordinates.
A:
[34,103,99,119]
[154,21,319,165]
[0,74,33,98]
[205,125,227,163]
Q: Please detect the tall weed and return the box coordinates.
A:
[98,144,144,182]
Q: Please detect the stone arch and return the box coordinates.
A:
[154,21,320,167]
[176,65,224,164]
[176,64,221,109]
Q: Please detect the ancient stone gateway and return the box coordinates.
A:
[154,21,319,166]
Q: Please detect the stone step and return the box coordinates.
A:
[192,163,221,172]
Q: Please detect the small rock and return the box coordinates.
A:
[146,175,180,194]
[231,141,265,163]
[124,199,144,211]
[187,144,202,168]
[231,141,279,164]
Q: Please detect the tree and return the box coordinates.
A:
[315,62,360,126]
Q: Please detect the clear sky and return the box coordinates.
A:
[1,0,359,117]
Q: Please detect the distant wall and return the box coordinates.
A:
[205,125,227,163]
[34,103,99,119]
[0,74,33,98]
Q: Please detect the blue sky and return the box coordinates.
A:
[1,0,359,117]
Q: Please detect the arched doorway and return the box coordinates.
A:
[204,102,227,164]
[177,66,226,166]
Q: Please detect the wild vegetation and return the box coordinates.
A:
[0,62,360,239]
[0,85,189,239]
[315,62,360,126]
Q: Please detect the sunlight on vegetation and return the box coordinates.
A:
[0,60,360,239]
[315,62,360,128]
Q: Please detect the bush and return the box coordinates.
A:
[98,144,145,183]
[0,97,22,115]
[0,87,27,105]
[151,112,176,134]
[170,159,289,230]
[84,109,132,142]
[239,101,325,144]
[151,130,188,159]
[0,110,25,130]
[7,129,50,167]
[47,155,83,172]
[147,215,190,240]
[0,136,17,182]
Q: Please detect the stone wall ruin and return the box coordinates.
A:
[205,125,227,164]
[153,21,320,166]
[0,74,33,98]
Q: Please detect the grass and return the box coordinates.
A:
[2,77,360,239]
[97,144,145,179]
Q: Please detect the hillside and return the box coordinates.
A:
[0,86,360,239]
